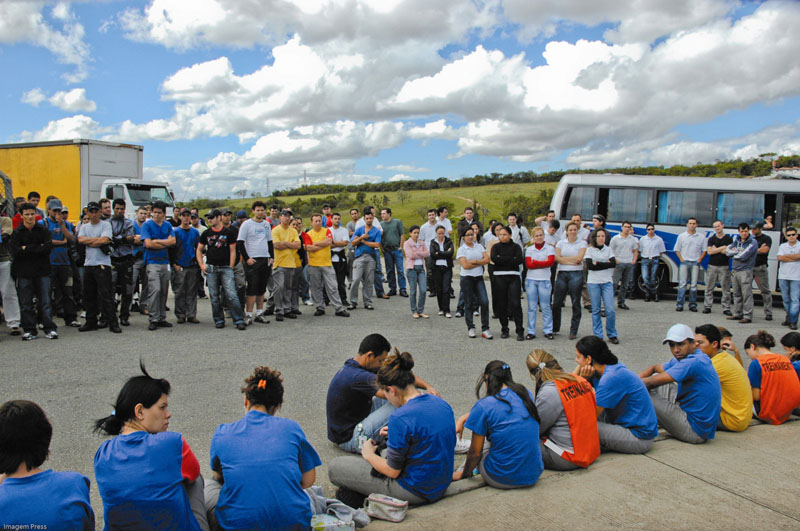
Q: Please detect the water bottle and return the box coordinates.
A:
[356,423,368,451]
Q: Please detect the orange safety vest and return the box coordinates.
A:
[552,377,601,467]
[757,353,800,425]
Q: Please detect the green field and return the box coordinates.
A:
[209,181,558,226]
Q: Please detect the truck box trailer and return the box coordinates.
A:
[0,139,174,221]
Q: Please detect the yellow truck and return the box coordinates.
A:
[0,139,175,222]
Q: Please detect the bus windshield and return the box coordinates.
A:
[128,184,175,206]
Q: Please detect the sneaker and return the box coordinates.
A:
[148,322,158,331]
[419,313,429,319]
[365,305,374,310]
[765,315,773,321]
[290,309,302,316]
[516,333,525,342]
[276,313,284,322]
[438,310,444,316]
[44,330,58,339]
[723,310,733,316]
[236,323,247,331]
[215,322,225,329]
[80,311,86,318]
[22,332,37,341]
[176,317,186,324]
[254,314,269,323]
[675,306,683,312]
[445,312,452,318]
[455,311,463,318]
[702,308,711,314]
[68,320,80,327]
[303,299,314,306]
[481,330,493,340]
[79,323,98,332]
[120,319,130,326]
[347,303,357,310]
[284,312,297,319]
[500,330,510,339]
[618,303,629,310]
[468,328,476,338]
[187,317,200,324]
[10,327,22,336]
[526,334,536,340]
[609,337,619,345]
[156,320,173,328]
[244,315,253,326]
[790,323,798,330]
[473,310,479,316]
[544,333,554,340]
[454,437,471,454]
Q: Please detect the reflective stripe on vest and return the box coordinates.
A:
[552,377,601,467]
[757,353,800,425]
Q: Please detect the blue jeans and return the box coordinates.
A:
[206,265,244,326]
[641,257,660,297]
[384,249,406,292]
[17,276,57,335]
[525,278,552,335]
[677,261,699,308]
[374,255,385,296]
[460,276,490,331]
[553,270,583,335]
[338,398,395,454]
[780,279,800,325]
[406,266,427,313]
[588,282,617,339]
[299,265,310,301]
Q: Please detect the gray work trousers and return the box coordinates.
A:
[703,264,731,311]
[309,265,344,312]
[272,266,297,314]
[172,265,199,319]
[753,264,773,317]
[597,420,654,454]
[145,264,171,323]
[649,384,707,444]
[328,456,428,505]
[731,269,754,319]
[539,441,579,471]
[350,254,376,306]
[132,256,147,307]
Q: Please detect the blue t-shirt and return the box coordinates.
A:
[352,226,381,259]
[465,388,543,486]
[133,220,145,257]
[45,217,74,266]
[593,362,659,440]
[386,394,455,502]
[173,226,200,267]
[94,431,200,531]
[210,410,322,530]
[663,351,722,440]
[794,360,800,381]
[326,359,379,444]
[0,469,94,530]
[141,219,174,265]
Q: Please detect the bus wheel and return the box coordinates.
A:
[635,261,671,299]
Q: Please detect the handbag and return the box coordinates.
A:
[364,493,408,523]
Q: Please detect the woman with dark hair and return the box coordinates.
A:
[780,331,800,365]
[585,228,618,344]
[553,222,588,340]
[0,400,94,529]
[457,228,492,339]
[575,336,658,454]
[94,362,206,530]
[430,225,454,317]
[404,224,430,318]
[205,366,321,530]
[329,349,456,505]
[744,331,800,425]
[453,360,543,487]
[490,226,525,341]
[526,350,600,470]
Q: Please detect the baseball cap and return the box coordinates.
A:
[180,207,192,215]
[280,209,292,217]
[752,221,764,230]
[592,214,606,223]
[86,201,101,211]
[220,207,232,215]
[662,324,695,344]
[47,199,63,211]
[236,209,247,219]
[206,208,222,218]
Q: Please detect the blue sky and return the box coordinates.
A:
[2,0,799,200]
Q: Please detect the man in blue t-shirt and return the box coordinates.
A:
[141,200,176,330]
[326,333,439,453]
[172,208,201,323]
[639,323,722,444]
[348,211,382,310]
[44,199,79,327]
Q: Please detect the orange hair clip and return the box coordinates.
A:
[257,379,266,389]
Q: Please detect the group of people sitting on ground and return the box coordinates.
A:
[2,329,800,529]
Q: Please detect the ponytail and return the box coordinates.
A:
[526,349,577,392]
[744,330,776,351]
[94,360,170,436]
[477,361,540,423]
[377,348,416,389]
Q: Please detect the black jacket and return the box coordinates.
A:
[10,222,52,278]
[490,241,523,273]
[429,237,454,268]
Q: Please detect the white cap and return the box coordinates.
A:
[662,324,694,344]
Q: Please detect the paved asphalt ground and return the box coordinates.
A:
[2,281,794,528]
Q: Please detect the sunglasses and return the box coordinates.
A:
[646,228,655,231]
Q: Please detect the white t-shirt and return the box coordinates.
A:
[330,226,350,254]
[236,218,272,258]
[586,245,615,284]
[418,221,440,243]
[544,231,559,247]
[639,234,666,258]
[80,220,113,267]
[675,231,707,262]
[481,230,497,248]
[355,217,383,232]
[556,238,587,272]
[432,237,449,267]
[778,241,800,281]
[609,233,638,263]
[457,243,486,277]
[525,244,556,281]
[438,217,452,236]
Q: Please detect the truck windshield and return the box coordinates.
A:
[128,184,175,206]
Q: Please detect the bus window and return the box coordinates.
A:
[561,186,595,220]
[656,190,714,226]
[717,193,774,227]
[607,188,651,223]
[783,194,800,241]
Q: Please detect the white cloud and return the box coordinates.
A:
[389,173,412,182]
[0,1,90,82]
[17,115,109,142]
[21,88,47,107]
[376,164,429,172]
[48,88,96,112]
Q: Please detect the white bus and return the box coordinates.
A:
[549,174,800,296]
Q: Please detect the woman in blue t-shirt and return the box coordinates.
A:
[0,400,94,530]
[93,362,206,530]
[453,360,543,488]
[329,349,456,505]
[575,336,659,454]
[205,366,322,530]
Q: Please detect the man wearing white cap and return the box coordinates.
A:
[638,324,721,444]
